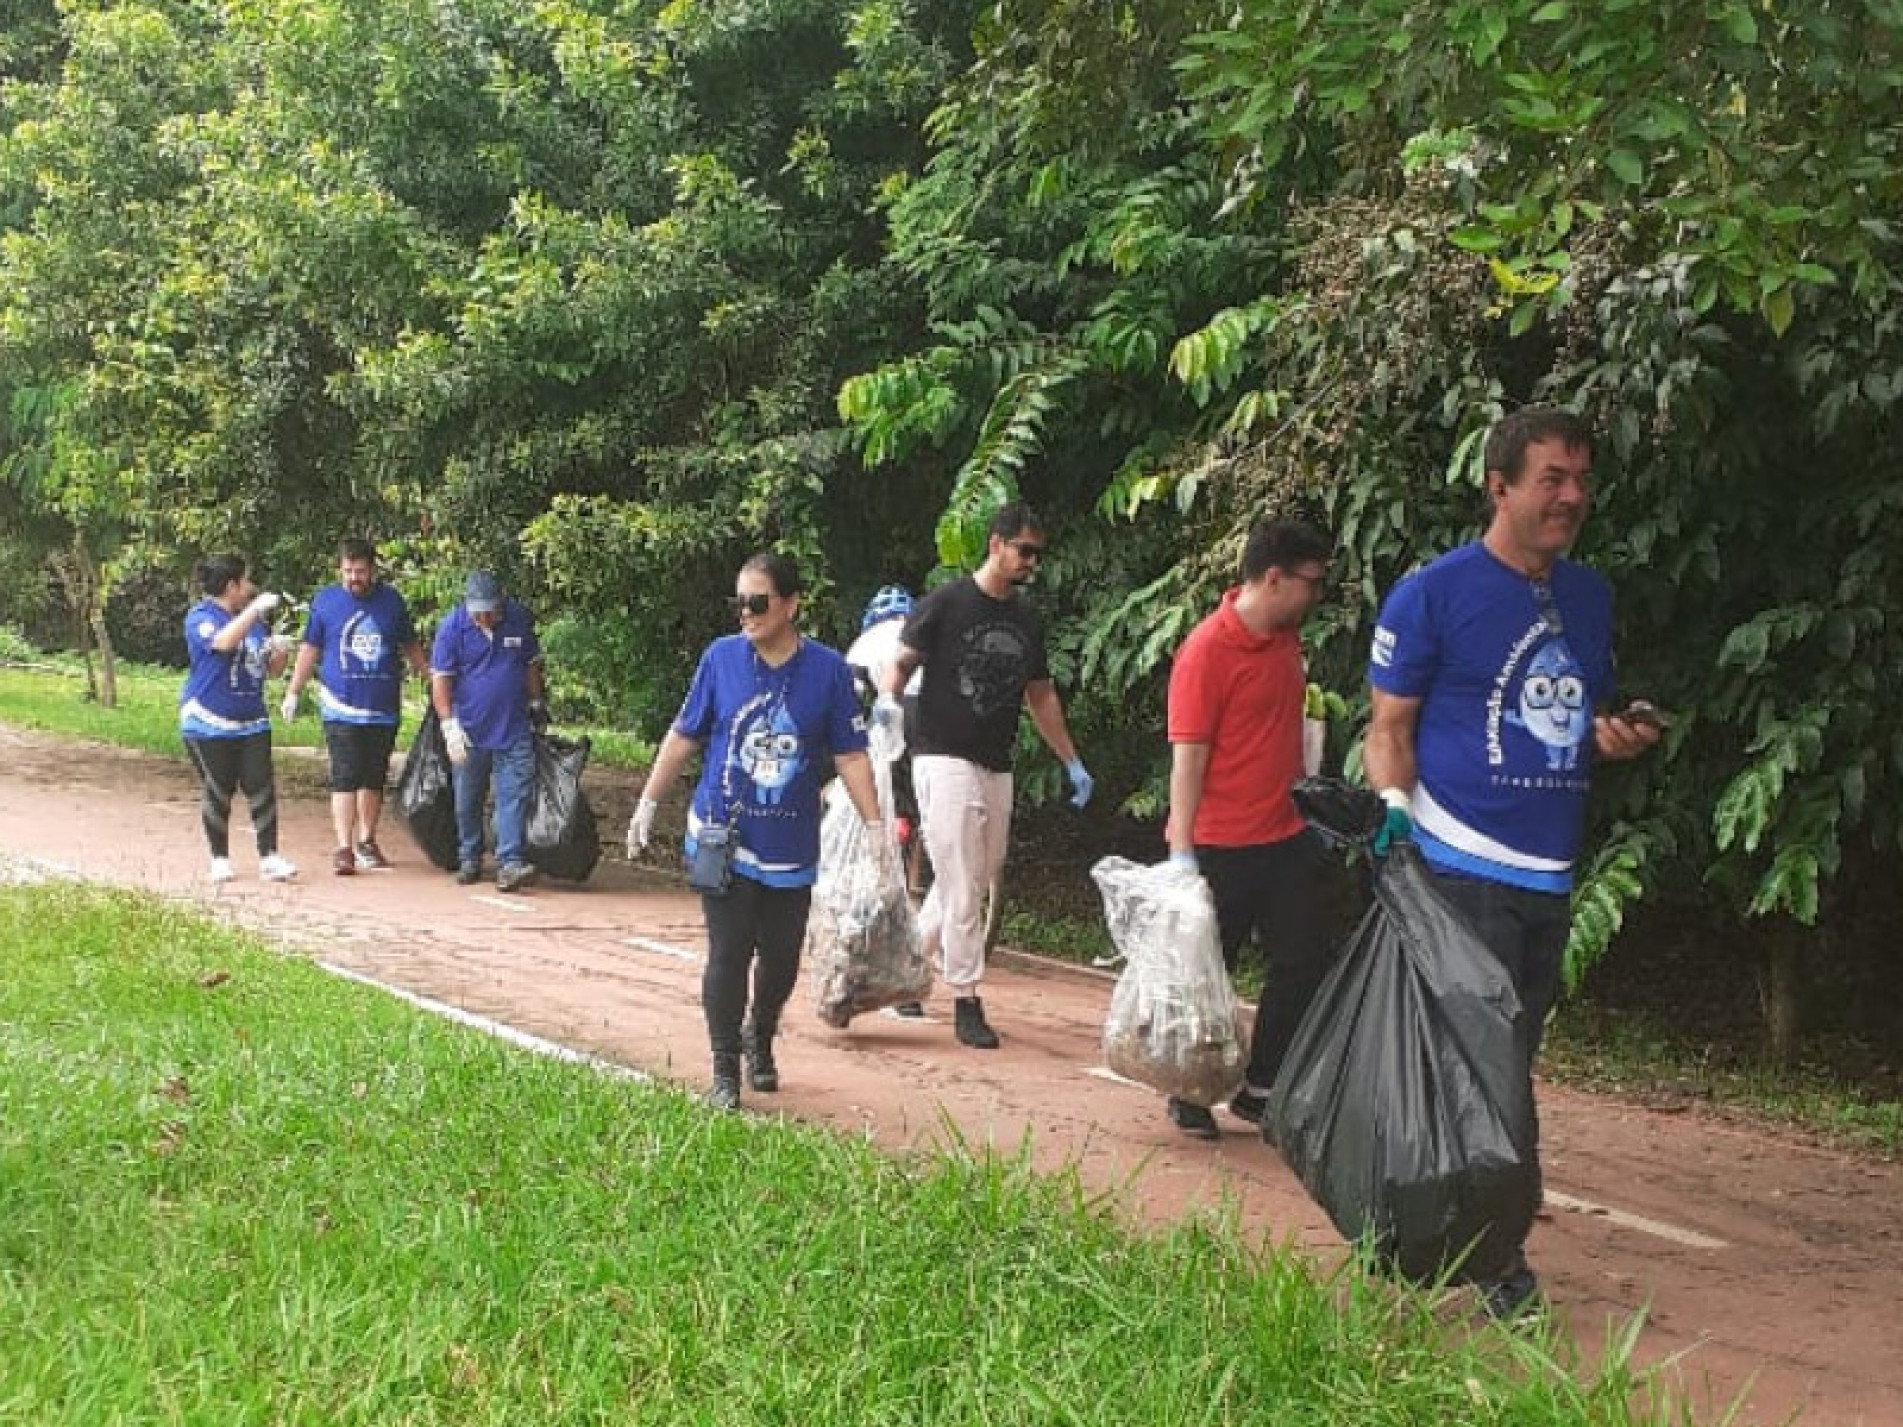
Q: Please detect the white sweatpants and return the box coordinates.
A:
[913,754,1013,992]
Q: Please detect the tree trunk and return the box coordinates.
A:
[91,605,118,709]
[57,531,118,708]
[1759,920,1806,1068]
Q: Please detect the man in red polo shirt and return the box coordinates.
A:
[1163,519,1335,1139]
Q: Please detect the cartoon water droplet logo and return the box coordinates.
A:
[741,704,803,804]
[1507,641,1588,770]
[343,611,385,669]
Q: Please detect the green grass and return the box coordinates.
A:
[0,881,1694,1426]
[1544,1011,1903,1159]
[0,639,654,770]
[0,650,320,757]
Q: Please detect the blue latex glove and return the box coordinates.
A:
[1373,788,1413,856]
[1065,758,1094,810]
[1168,848,1199,875]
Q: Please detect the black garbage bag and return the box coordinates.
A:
[396,708,459,871]
[526,732,600,882]
[1271,777,1538,1284]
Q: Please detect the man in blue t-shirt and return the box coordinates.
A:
[430,571,548,893]
[282,538,429,876]
[1365,406,1662,1321]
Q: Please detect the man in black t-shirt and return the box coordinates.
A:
[880,501,1093,1048]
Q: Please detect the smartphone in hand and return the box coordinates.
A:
[1620,699,1675,730]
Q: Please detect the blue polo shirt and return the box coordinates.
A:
[180,601,271,739]
[1369,543,1615,893]
[674,635,868,888]
[430,599,543,750]
[302,582,417,726]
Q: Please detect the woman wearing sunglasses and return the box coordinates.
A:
[629,553,883,1109]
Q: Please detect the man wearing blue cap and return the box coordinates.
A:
[430,571,549,892]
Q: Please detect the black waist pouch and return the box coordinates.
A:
[688,824,737,895]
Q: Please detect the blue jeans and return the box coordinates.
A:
[453,736,533,868]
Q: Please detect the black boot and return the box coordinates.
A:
[742,1021,779,1093]
[706,1051,742,1111]
[954,995,1000,1049]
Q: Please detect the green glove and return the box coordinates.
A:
[1373,788,1413,856]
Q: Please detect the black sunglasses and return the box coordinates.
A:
[1530,578,1565,637]
[730,592,774,617]
[1009,540,1047,560]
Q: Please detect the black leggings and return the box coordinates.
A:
[700,877,814,1055]
[184,733,279,858]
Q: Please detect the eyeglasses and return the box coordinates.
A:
[1530,578,1565,637]
[1282,568,1328,591]
[730,592,773,618]
[1009,540,1046,561]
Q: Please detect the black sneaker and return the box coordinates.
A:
[892,1001,926,1019]
[454,861,481,885]
[1166,1097,1220,1140]
[1228,1085,1269,1124]
[1480,1260,1543,1323]
[953,996,1000,1049]
[742,1024,779,1094]
[495,862,538,893]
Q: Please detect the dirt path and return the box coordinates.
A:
[3,723,1898,1427]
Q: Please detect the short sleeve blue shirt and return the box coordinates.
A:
[302,582,416,725]
[180,600,271,739]
[430,599,543,750]
[1369,543,1615,892]
[674,635,869,888]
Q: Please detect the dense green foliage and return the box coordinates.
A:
[5,0,1902,1046]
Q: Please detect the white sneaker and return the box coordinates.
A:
[208,856,236,884]
[258,853,298,882]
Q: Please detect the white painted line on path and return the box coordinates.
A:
[318,961,648,1082]
[624,935,696,961]
[470,894,534,914]
[1545,1190,1728,1250]
[877,1004,937,1022]
[1082,1060,1730,1251]
[0,855,81,883]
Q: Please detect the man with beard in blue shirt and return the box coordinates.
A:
[282,539,429,875]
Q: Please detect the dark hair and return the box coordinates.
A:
[1485,406,1593,484]
[338,537,377,564]
[195,553,248,598]
[741,551,802,598]
[1241,519,1333,582]
[988,500,1044,543]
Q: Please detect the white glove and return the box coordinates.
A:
[628,797,658,857]
[280,688,300,722]
[246,590,282,619]
[441,717,470,766]
[1168,848,1199,876]
[868,695,906,762]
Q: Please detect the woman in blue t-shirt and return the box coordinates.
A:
[179,553,298,885]
[629,553,883,1110]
